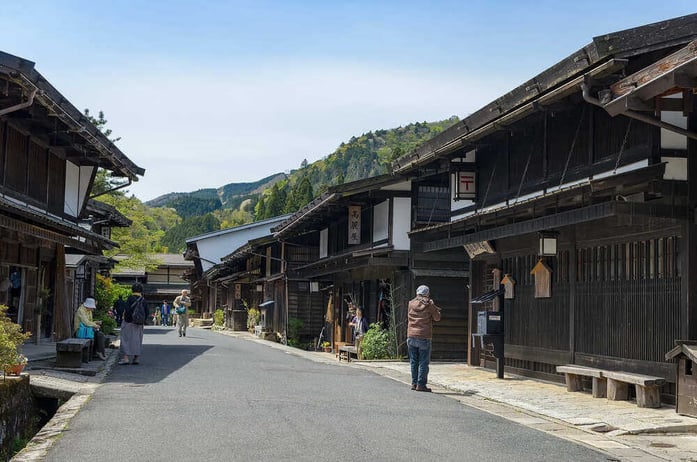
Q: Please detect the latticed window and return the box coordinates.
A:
[577,236,677,282]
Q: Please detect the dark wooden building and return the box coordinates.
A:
[183,215,291,316]
[214,232,324,341]
[394,14,697,396]
[272,175,468,358]
[0,51,144,340]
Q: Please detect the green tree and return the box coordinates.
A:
[100,194,178,269]
[84,109,129,196]
[215,208,253,229]
[161,214,221,253]
[263,183,287,218]
[254,196,267,221]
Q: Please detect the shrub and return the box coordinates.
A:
[247,308,260,329]
[213,309,224,326]
[360,323,396,360]
[95,315,117,335]
[287,318,303,346]
[0,305,31,375]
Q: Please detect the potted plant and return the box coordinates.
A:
[0,304,31,379]
[4,353,27,376]
[321,341,331,353]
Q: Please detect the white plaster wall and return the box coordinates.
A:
[373,200,389,243]
[193,219,286,272]
[64,161,80,217]
[78,166,94,212]
[662,157,688,180]
[392,197,411,250]
[319,228,328,258]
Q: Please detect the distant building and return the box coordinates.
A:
[111,254,193,313]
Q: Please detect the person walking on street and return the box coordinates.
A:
[407,285,441,392]
[174,289,191,337]
[113,295,126,326]
[161,300,171,326]
[73,297,106,360]
[119,283,147,365]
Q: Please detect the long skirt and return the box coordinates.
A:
[120,321,144,356]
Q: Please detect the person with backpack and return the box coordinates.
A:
[119,283,148,365]
[173,289,191,338]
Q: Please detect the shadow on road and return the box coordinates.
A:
[109,330,213,385]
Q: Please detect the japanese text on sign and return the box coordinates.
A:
[348,205,361,244]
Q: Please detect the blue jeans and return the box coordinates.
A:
[407,337,432,387]
[161,314,169,326]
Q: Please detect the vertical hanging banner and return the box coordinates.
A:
[234,283,241,300]
[348,205,361,244]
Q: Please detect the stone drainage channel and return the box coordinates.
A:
[6,352,115,461]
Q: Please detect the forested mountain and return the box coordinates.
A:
[141,117,459,252]
[145,173,286,214]
[255,117,459,219]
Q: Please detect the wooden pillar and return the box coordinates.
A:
[568,229,577,363]
[53,244,70,341]
[685,94,697,340]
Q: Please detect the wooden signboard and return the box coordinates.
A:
[456,171,476,200]
[348,205,361,245]
[530,259,552,298]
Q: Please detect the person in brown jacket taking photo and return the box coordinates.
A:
[407,285,441,392]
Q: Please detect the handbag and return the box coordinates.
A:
[176,306,187,315]
[76,322,95,339]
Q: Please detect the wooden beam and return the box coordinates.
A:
[610,40,697,98]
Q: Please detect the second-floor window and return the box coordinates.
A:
[415,183,449,225]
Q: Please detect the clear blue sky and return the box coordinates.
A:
[2,1,695,200]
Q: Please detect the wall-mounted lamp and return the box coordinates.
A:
[256,284,263,292]
[310,281,319,293]
[538,231,558,257]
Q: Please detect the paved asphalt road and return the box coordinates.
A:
[46,327,611,462]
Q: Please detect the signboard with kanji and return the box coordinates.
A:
[234,284,241,300]
[456,171,476,200]
[348,205,361,245]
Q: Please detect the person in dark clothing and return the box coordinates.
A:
[349,306,369,343]
[113,295,126,326]
[119,283,147,365]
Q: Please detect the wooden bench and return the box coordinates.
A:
[334,342,350,359]
[56,338,92,368]
[338,338,362,363]
[556,365,665,408]
[603,370,665,408]
[556,365,607,398]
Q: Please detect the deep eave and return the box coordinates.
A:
[393,13,697,174]
[0,195,117,253]
[273,174,408,238]
[0,51,145,180]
